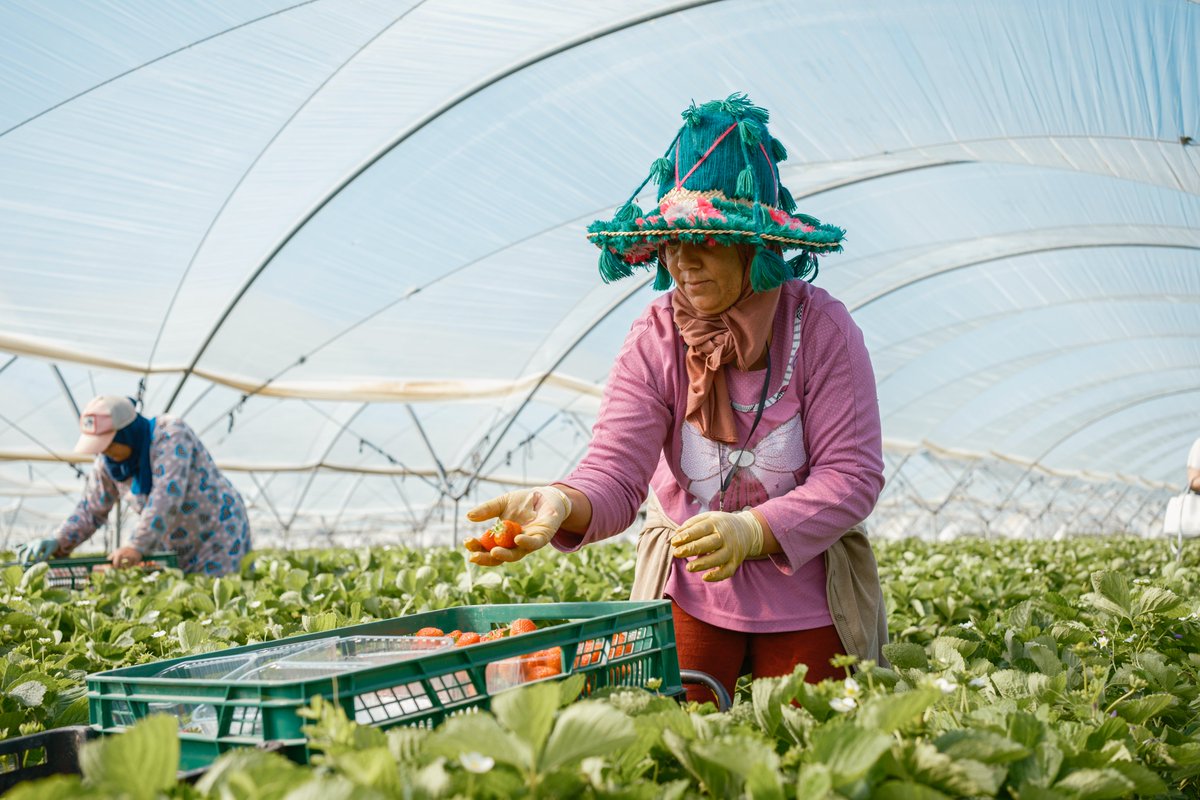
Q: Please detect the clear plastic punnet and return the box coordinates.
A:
[281,635,453,667]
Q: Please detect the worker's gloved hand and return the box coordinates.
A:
[109,546,143,569]
[670,509,763,582]
[465,486,573,567]
[14,537,60,565]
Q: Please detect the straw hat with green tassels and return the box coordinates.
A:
[587,93,845,293]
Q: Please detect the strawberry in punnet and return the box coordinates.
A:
[524,665,559,682]
[456,631,481,646]
[480,628,507,642]
[447,630,463,643]
[415,627,444,637]
[509,618,537,636]
[533,647,562,673]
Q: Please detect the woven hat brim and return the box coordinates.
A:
[587,189,844,266]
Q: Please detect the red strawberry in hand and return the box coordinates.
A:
[490,519,523,549]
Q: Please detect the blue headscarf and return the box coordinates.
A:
[104,413,157,496]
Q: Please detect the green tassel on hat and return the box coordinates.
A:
[779,185,797,213]
[652,261,673,290]
[735,165,755,199]
[770,137,788,162]
[599,247,634,283]
[788,251,819,282]
[750,247,788,292]
[737,120,761,146]
[614,202,644,223]
[649,157,673,185]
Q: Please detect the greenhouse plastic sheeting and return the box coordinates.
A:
[0,0,1197,544]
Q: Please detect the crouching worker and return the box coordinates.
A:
[15,395,251,576]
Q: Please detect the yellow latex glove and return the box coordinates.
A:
[465,485,573,567]
[670,509,763,582]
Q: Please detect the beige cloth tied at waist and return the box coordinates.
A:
[630,488,890,668]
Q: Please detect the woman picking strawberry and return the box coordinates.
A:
[466,94,888,702]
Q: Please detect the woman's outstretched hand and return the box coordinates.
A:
[670,509,764,581]
[465,486,573,567]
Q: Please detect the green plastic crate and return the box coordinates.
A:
[39,552,179,590]
[87,600,681,770]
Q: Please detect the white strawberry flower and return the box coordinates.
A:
[460,752,495,774]
[829,696,857,713]
[934,677,958,694]
[1096,635,1109,648]
[969,677,988,688]
[960,619,975,629]
[843,677,861,697]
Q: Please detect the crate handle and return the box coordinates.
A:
[679,670,730,712]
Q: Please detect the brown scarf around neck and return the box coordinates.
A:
[671,253,781,444]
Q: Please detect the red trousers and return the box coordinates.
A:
[672,600,844,703]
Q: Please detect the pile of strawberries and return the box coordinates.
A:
[412,618,563,682]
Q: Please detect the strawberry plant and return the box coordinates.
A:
[0,535,1197,796]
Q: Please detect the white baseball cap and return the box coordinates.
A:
[75,396,137,454]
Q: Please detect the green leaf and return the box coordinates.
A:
[872,781,953,800]
[1053,768,1134,799]
[493,679,559,764]
[278,774,360,800]
[301,612,339,633]
[1114,692,1177,725]
[1006,710,1046,748]
[557,672,586,707]
[663,728,735,797]
[987,669,1034,699]
[751,666,807,736]
[51,694,91,727]
[173,620,209,652]
[1025,642,1063,677]
[540,701,635,773]
[326,747,401,793]
[283,568,310,592]
[795,764,833,799]
[857,687,939,733]
[934,729,1030,764]
[1108,761,1167,796]
[2,775,86,800]
[882,642,928,670]
[688,734,784,800]
[81,714,178,800]
[810,723,892,786]
[1014,783,1068,800]
[1089,571,1131,618]
[1133,586,1182,616]
[897,741,1002,797]
[195,748,306,797]
[18,562,49,592]
[929,636,978,659]
[7,679,47,708]
[212,577,234,609]
[0,564,24,589]
[412,758,452,797]
[425,713,527,769]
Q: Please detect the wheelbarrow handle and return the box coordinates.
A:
[679,669,731,711]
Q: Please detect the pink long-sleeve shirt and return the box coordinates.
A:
[555,279,884,632]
